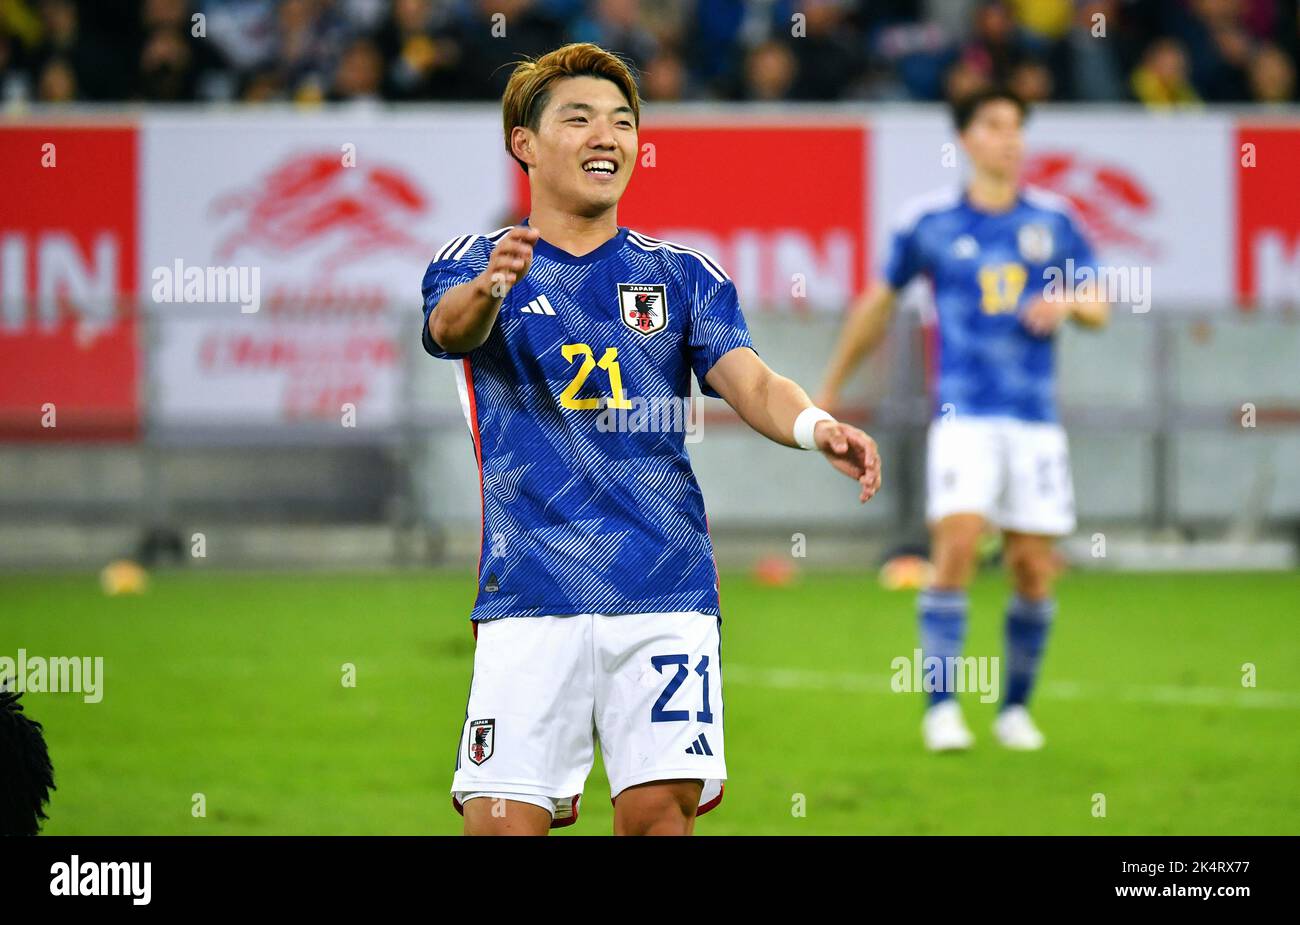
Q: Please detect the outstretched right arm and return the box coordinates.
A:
[428,226,540,354]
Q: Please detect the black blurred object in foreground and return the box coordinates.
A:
[0,683,55,836]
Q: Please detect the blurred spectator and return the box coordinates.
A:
[143,0,190,33]
[374,0,463,100]
[337,0,388,32]
[29,0,83,97]
[873,18,955,101]
[943,55,991,103]
[632,0,690,55]
[273,0,349,102]
[569,0,658,67]
[240,65,286,102]
[27,0,142,101]
[687,0,794,94]
[137,27,197,99]
[1236,0,1279,40]
[80,0,167,99]
[960,1,1025,86]
[449,0,566,101]
[5,0,1297,106]
[787,0,866,100]
[328,34,383,101]
[1176,0,1252,101]
[1005,0,1071,48]
[736,38,797,101]
[920,0,979,46]
[136,0,233,101]
[642,49,688,101]
[1130,38,1200,107]
[1052,0,1130,102]
[1249,43,1296,103]
[0,0,41,94]
[36,54,75,101]
[201,0,279,71]
[1,20,34,103]
[1007,55,1052,102]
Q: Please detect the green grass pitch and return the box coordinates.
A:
[4,569,1297,835]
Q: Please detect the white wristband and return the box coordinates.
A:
[793,407,835,450]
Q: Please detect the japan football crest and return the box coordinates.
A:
[1017,223,1054,263]
[468,718,495,765]
[952,234,979,259]
[618,283,668,336]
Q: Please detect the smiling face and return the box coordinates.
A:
[513,75,638,218]
[959,98,1025,182]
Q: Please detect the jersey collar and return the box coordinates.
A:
[960,186,1024,217]
[520,217,628,265]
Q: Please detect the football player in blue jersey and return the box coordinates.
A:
[422,43,882,835]
[819,89,1109,753]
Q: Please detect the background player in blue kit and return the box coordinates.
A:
[819,89,1109,753]
[422,43,882,835]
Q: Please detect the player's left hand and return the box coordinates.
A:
[814,421,881,503]
[1020,297,1070,337]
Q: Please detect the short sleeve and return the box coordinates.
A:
[420,234,492,359]
[689,278,756,399]
[882,217,924,290]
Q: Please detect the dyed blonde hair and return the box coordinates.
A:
[501,43,640,173]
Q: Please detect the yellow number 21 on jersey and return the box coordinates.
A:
[559,343,633,409]
[977,262,1028,315]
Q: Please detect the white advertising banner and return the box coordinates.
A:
[152,312,403,428]
[871,110,1234,308]
[141,109,510,427]
[134,106,1255,434]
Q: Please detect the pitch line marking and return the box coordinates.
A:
[724,664,1300,711]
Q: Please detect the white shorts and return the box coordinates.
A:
[450,611,726,829]
[926,416,1076,536]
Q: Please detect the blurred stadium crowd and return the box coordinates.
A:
[1,0,1297,106]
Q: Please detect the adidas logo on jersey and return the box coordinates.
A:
[685,733,713,756]
[520,295,556,315]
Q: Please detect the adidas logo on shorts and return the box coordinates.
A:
[685,733,713,756]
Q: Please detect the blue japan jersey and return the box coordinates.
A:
[884,186,1096,423]
[422,222,755,621]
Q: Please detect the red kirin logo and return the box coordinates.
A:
[1023,152,1157,258]
[209,152,431,275]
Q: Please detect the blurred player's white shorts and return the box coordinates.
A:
[451,610,726,828]
[926,415,1076,536]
